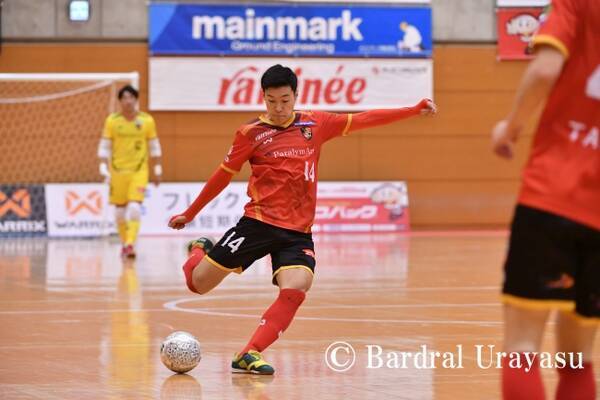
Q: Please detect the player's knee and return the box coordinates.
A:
[194,284,211,295]
[191,262,222,295]
[126,202,142,221]
[276,269,313,292]
[192,276,215,295]
[115,206,126,223]
[282,279,312,292]
[288,282,312,292]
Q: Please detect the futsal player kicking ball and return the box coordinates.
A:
[491,0,599,398]
[169,65,436,374]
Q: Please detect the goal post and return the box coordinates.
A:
[0,72,139,184]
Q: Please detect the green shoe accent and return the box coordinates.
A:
[187,237,214,255]
[231,350,275,375]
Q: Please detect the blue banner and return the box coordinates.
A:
[149,3,432,58]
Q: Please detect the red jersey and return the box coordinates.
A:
[519,0,600,230]
[221,111,351,232]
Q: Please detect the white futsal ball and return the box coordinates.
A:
[160,331,202,373]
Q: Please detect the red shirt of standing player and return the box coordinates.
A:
[169,65,436,374]
[491,0,599,399]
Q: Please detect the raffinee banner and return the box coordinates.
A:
[149,57,433,111]
[149,3,432,58]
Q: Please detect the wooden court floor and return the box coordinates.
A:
[0,233,598,399]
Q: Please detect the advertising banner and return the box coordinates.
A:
[150,57,432,111]
[40,182,410,237]
[0,185,47,237]
[140,183,248,235]
[497,7,547,60]
[313,182,409,232]
[45,184,116,237]
[141,182,410,235]
[149,3,432,58]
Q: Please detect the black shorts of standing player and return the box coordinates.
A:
[502,204,600,321]
[204,217,316,285]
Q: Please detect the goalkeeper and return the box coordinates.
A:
[97,85,162,258]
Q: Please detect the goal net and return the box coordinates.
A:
[0,73,139,184]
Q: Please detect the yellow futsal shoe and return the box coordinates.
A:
[231,350,275,375]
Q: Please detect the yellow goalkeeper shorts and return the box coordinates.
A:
[109,169,148,205]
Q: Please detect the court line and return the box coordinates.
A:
[163,296,502,326]
[0,308,168,315]
[181,303,500,311]
[0,290,503,326]
[37,284,500,294]
[0,303,500,315]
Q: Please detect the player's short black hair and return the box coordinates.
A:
[261,65,298,93]
[118,85,139,100]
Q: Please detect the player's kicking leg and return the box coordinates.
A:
[183,237,230,294]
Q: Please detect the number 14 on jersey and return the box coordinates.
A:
[304,161,315,183]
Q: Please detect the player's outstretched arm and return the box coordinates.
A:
[168,167,234,230]
[491,46,565,159]
[348,98,436,133]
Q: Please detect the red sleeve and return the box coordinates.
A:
[532,0,578,58]
[220,130,253,174]
[176,167,233,222]
[315,111,352,143]
[348,99,427,133]
[317,99,427,143]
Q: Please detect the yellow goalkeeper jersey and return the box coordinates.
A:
[102,112,157,173]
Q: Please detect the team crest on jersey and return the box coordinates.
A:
[134,119,142,130]
[301,127,313,141]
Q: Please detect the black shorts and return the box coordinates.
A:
[503,204,600,320]
[205,216,316,285]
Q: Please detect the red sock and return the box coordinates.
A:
[502,355,545,400]
[182,247,206,293]
[240,288,306,354]
[556,363,595,400]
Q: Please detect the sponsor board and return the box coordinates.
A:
[140,183,248,235]
[497,7,548,60]
[150,57,432,111]
[0,185,47,236]
[45,184,116,237]
[150,3,431,58]
[314,182,409,232]
[142,182,410,235]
